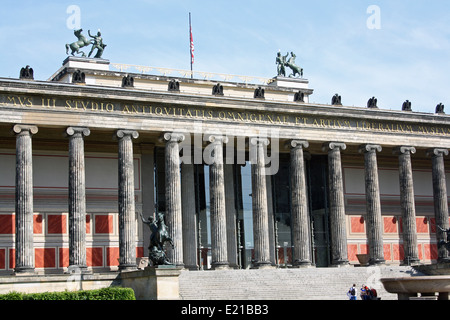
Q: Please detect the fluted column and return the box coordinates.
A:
[427,148,450,262]
[164,132,185,267]
[394,146,419,265]
[359,144,385,265]
[225,163,239,268]
[323,142,349,266]
[250,137,272,268]
[116,129,139,271]
[208,135,229,269]
[289,140,312,267]
[181,161,198,269]
[67,126,90,272]
[14,124,38,274]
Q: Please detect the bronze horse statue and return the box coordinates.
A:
[65,29,91,57]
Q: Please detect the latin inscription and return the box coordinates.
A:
[1,93,449,136]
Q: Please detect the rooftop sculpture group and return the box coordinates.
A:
[276,51,303,78]
[65,28,106,59]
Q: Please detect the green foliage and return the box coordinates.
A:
[0,287,135,300]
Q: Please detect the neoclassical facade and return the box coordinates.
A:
[0,57,449,274]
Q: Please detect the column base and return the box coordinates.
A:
[401,258,420,266]
[331,259,350,267]
[67,265,91,274]
[119,263,138,271]
[14,266,35,275]
[252,261,274,269]
[292,260,313,268]
[212,262,230,270]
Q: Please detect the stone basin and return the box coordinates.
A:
[381,275,450,300]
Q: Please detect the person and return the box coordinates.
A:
[348,284,357,300]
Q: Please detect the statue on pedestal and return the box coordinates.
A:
[65,28,106,58]
[276,51,303,78]
[140,213,174,266]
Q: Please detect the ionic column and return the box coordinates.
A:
[14,124,38,274]
[116,129,139,270]
[164,132,185,267]
[394,146,419,265]
[181,161,198,270]
[323,142,349,266]
[67,126,90,272]
[427,148,450,262]
[208,135,229,269]
[250,137,272,268]
[289,140,312,267]
[359,144,385,265]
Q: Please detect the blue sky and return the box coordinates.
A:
[1,0,450,113]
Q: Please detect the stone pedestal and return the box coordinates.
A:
[67,127,90,271]
[14,124,38,274]
[117,129,139,271]
[120,266,182,300]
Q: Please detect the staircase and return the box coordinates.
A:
[179,265,423,300]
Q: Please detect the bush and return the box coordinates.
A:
[0,287,135,300]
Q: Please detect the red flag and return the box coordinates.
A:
[190,24,194,64]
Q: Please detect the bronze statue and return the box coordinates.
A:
[438,225,450,253]
[276,51,288,77]
[436,103,445,114]
[402,100,412,111]
[66,29,91,57]
[140,213,174,266]
[276,51,303,78]
[88,30,106,59]
[332,94,342,106]
[19,65,34,80]
[367,97,378,108]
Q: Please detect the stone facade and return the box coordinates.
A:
[0,57,449,274]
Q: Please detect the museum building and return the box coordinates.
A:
[0,56,449,274]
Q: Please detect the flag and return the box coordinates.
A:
[190,19,194,65]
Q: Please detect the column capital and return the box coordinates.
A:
[426,148,449,157]
[207,135,229,144]
[250,137,270,146]
[393,146,416,155]
[13,124,38,135]
[322,141,346,152]
[286,139,309,149]
[116,129,139,139]
[359,144,382,154]
[163,132,185,143]
[66,126,90,137]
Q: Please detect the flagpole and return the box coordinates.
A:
[189,12,193,79]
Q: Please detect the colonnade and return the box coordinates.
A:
[11,125,450,273]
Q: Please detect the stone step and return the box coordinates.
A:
[178,265,423,300]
